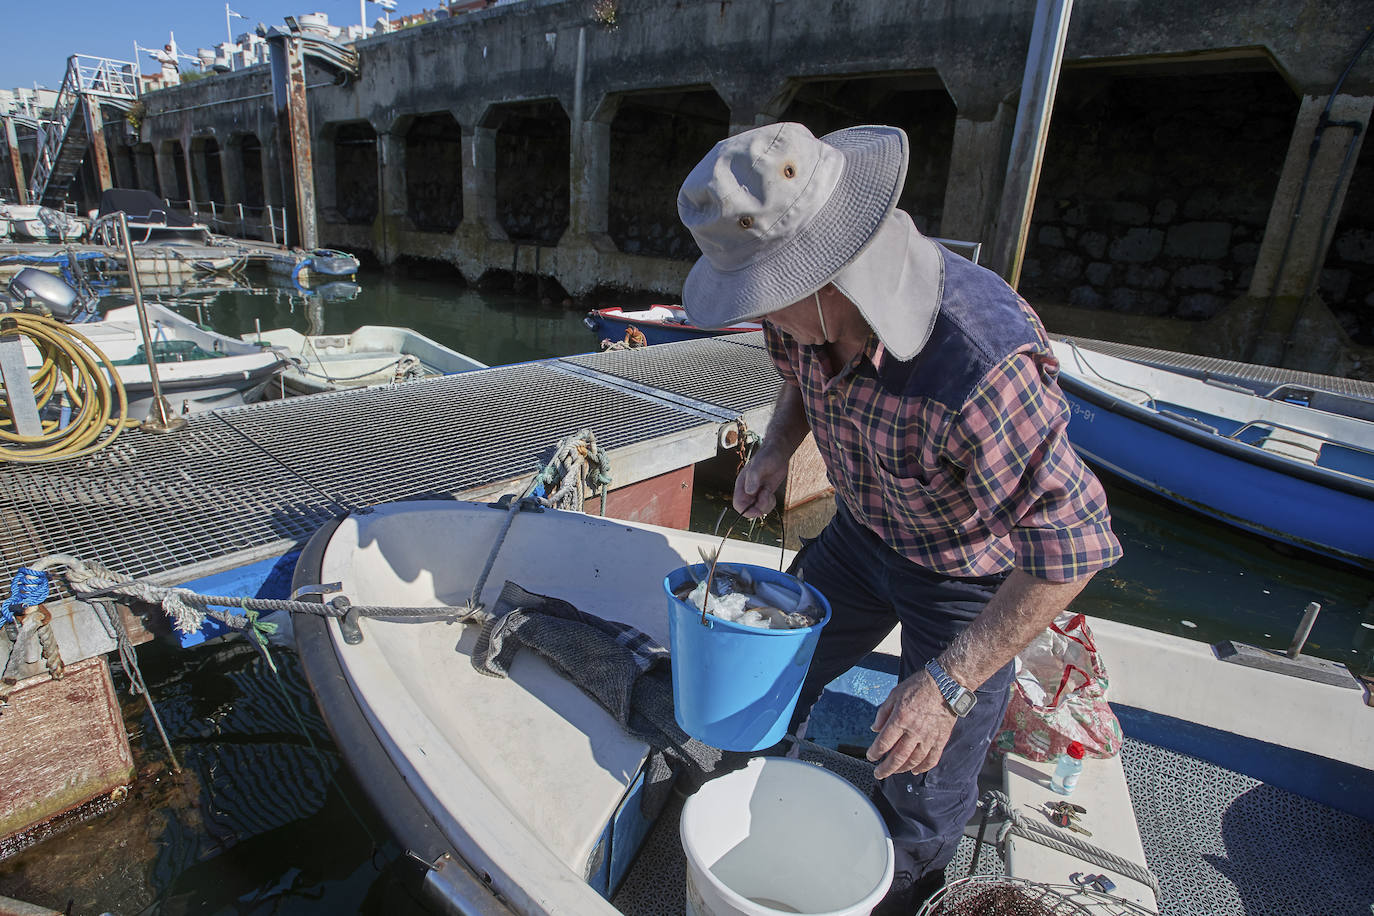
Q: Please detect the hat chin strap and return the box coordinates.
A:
[815,291,829,341]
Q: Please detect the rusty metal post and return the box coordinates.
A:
[2,115,29,204]
[268,32,318,251]
[116,211,185,433]
[82,96,114,193]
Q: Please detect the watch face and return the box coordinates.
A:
[951,690,978,717]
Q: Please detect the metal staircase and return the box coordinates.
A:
[28,54,139,208]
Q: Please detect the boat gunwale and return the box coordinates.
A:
[1057,370,1374,502]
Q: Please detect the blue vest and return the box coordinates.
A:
[876,245,1048,407]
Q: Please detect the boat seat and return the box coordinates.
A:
[1254,427,1324,465]
[1000,751,1158,912]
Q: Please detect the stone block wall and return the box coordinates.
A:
[1322,134,1374,346]
[1020,69,1298,322]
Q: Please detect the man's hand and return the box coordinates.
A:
[733,443,790,518]
[867,670,957,780]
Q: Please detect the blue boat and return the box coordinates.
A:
[1052,339,1374,570]
[584,303,762,347]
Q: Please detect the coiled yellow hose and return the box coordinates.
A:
[0,312,133,463]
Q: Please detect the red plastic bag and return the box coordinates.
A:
[992,612,1122,761]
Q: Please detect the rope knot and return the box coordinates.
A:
[2,567,50,625]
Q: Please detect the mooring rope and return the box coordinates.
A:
[983,789,1161,894]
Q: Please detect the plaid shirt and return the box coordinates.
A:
[765,300,1121,582]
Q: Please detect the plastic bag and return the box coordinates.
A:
[992,611,1122,761]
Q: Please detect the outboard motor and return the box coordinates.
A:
[5,268,87,321]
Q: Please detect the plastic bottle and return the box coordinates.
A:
[1050,741,1086,795]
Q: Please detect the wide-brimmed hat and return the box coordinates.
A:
[678,122,940,359]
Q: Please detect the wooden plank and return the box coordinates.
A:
[585,465,693,530]
[0,655,134,843]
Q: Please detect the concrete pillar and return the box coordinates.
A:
[190,139,213,205]
[569,106,613,238]
[1246,93,1374,363]
[109,140,134,190]
[154,141,179,199]
[135,148,158,195]
[180,124,198,205]
[222,140,246,206]
[374,119,408,263]
[457,123,505,240]
[939,107,1017,250]
[714,79,789,138]
[81,98,114,194]
[2,115,28,204]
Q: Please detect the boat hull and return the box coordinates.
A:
[584,305,761,346]
[1058,373,1374,568]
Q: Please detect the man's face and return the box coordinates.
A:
[763,284,859,346]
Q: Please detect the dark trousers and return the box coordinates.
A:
[787,500,1015,877]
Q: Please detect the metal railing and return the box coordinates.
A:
[27,54,139,201]
[167,198,290,247]
[69,54,140,99]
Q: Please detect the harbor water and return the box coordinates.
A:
[0,266,1370,914]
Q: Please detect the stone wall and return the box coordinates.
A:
[1323,133,1374,346]
[1020,69,1298,322]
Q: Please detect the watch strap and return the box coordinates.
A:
[925,658,973,716]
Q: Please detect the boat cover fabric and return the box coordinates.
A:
[482,581,731,816]
[98,189,199,227]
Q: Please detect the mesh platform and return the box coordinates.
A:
[563,333,780,416]
[612,738,1374,915]
[1066,337,1374,401]
[0,349,780,593]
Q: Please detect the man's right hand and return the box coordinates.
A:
[733,444,790,518]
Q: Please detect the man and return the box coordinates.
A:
[676,122,1122,912]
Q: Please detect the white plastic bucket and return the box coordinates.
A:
[680,757,894,916]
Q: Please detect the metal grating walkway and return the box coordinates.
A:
[0,339,782,593]
[1066,336,1374,401]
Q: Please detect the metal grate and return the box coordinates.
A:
[0,359,721,592]
[561,334,781,416]
[1065,336,1374,400]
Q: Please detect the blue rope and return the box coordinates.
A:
[1,567,50,627]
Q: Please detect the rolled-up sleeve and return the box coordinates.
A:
[944,351,1122,581]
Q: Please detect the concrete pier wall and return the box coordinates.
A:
[118,0,1374,375]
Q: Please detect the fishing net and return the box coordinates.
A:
[918,875,1155,916]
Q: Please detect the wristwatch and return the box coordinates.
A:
[925,658,978,717]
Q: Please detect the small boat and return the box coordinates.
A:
[16,299,290,416]
[1,204,86,242]
[584,303,762,347]
[291,499,1373,915]
[266,249,362,286]
[1052,338,1374,569]
[89,189,211,246]
[242,325,487,395]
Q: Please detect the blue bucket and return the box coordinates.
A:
[665,563,831,752]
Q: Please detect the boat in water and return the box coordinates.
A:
[242,325,487,395]
[584,303,763,347]
[0,204,86,242]
[88,189,211,246]
[290,498,1374,916]
[1051,339,1374,570]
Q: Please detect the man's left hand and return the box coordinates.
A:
[867,670,956,780]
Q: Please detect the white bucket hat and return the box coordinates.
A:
[678,122,945,360]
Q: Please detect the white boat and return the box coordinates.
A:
[241,325,487,395]
[1,204,86,242]
[290,499,1374,916]
[20,300,290,416]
